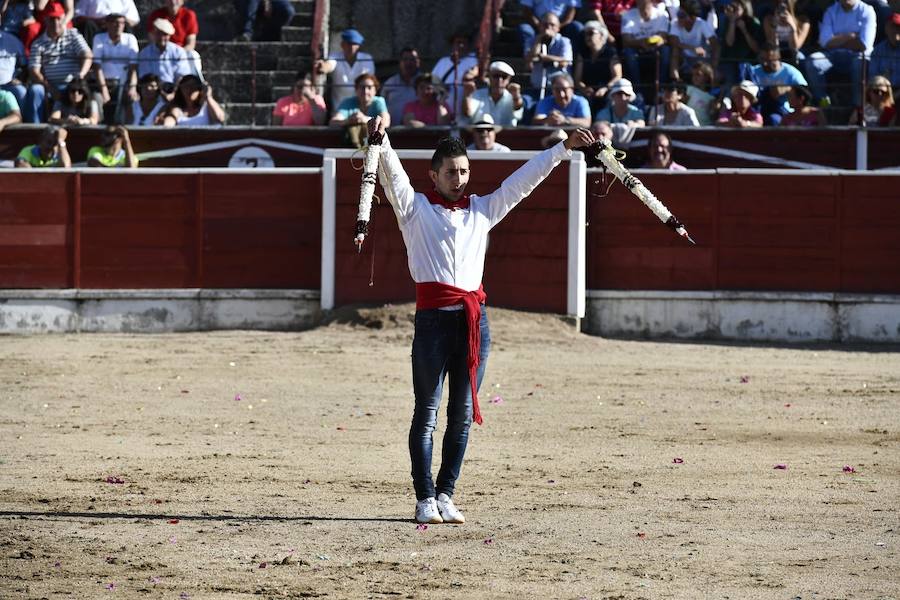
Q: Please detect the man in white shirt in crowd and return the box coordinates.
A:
[621,0,672,95]
[466,114,511,152]
[364,114,594,526]
[462,60,525,126]
[73,0,140,45]
[668,0,718,80]
[137,18,191,89]
[91,12,138,120]
[382,46,421,125]
[315,28,375,111]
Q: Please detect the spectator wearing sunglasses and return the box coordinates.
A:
[48,76,99,125]
[272,71,326,126]
[849,75,895,126]
[462,61,524,126]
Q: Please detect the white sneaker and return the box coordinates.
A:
[436,493,465,524]
[415,497,443,524]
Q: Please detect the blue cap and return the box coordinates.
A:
[341,29,364,45]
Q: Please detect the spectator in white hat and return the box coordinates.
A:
[462,60,525,126]
[593,77,645,126]
[716,79,763,127]
[137,17,191,86]
[466,114,511,152]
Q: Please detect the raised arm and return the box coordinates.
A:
[367,115,417,222]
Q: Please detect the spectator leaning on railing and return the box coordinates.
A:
[137,18,190,88]
[316,28,374,113]
[272,71,326,126]
[28,2,92,122]
[382,47,421,126]
[87,124,137,167]
[329,72,389,147]
[532,72,592,126]
[147,0,202,78]
[15,124,71,167]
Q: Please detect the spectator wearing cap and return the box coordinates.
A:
[749,43,807,125]
[668,0,719,80]
[620,0,671,96]
[518,0,584,54]
[272,71,326,126]
[402,72,452,127]
[643,131,686,169]
[573,20,621,115]
[869,13,900,85]
[137,17,191,86]
[382,47,421,125]
[0,17,28,118]
[91,12,138,119]
[462,60,524,126]
[594,77,645,125]
[28,2,92,121]
[233,0,295,42]
[466,114,510,152]
[21,1,75,58]
[805,0,876,106]
[148,0,202,78]
[526,12,573,99]
[73,0,139,46]
[316,28,375,111]
[716,80,763,126]
[431,28,480,120]
[87,125,137,167]
[647,81,700,124]
[15,125,70,168]
[778,85,826,125]
[532,72,592,126]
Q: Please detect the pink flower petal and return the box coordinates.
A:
[484,538,494,545]
[843,465,856,473]
[104,583,116,591]
[168,519,179,524]
[416,523,428,531]
[258,562,267,569]
[234,394,242,402]
[105,476,125,484]
[773,463,788,470]
[739,376,750,384]
[673,457,684,464]
[490,395,504,405]
[637,532,646,539]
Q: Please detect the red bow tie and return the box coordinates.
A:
[426,189,470,211]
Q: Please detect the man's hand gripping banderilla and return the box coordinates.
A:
[366,116,386,145]
[563,127,595,151]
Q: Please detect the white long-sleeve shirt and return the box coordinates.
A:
[377,135,570,292]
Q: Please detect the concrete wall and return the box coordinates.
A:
[0,290,321,334]
[585,291,900,343]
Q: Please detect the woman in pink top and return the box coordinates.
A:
[273,72,327,126]
[717,80,763,128]
[779,85,825,126]
[401,72,452,127]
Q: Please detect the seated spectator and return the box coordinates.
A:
[315,28,374,111]
[763,0,811,65]
[716,79,763,126]
[620,0,671,97]
[669,0,719,80]
[590,119,614,142]
[0,17,30,119]
[466,115,511,152]
[582,0,635,44]
[779,84,826,125]
[15,124,70,167]
[402,72,452,127]
[805,0,876,106]
[91,12,138,120]
[49,77,99,125]
[849,75,895,125]
[869,13,900,85]
[526,12,574,98]
[540,128,568,148]
[234,0,294,42]
[573,20,621,115]
[647,81,701,124]
[684,60,719,124]
[749,44,807,125]
[160,74,225,126]
[22,1,74,57]
[28,3,91,121]
[382,47,421,125]
[329,72,389,146]
[643,130,686,169]
[594,77,646,125]
[431,29,480,119]
[272,71,325,126]
[73,0,138,45]
[0,85,21,130]
[532,72,592,126]
[87,124,137,167]
[2,0,35,36]
[147,0,202,78]
[125,73,166,125]
[519,0,583,52]
[462,60,524,126]
[718,0,763,88]
[137,18,191,88]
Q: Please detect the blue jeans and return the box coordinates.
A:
[2,82,44,123]
[805,48,865,106]
[518,21,584,56]
[409,307,491,501]
[235,0,295,40]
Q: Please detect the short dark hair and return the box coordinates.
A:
[431,137,468,171]
[761,42,781,56]
[791,85,813,105]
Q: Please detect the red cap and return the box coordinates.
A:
[43,2,67,19]
[891,12,900,26]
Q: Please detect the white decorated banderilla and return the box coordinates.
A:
[354,131,383,251]
[579,139,696,244]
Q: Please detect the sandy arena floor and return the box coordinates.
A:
[1,305,898,599]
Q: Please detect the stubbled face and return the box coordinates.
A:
[472,128,496,150]
[356,78,376,106]
[399,51,420,78]
[649,135,672,166]
[106,16,126,38]
[429,155,470,200]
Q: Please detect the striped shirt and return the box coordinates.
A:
[29,29,90,89]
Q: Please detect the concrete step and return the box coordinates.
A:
[281,26,313,43]
[196,41,313,71]
[224,102,276,126]
[276,55,313,73]
[205,70,297,103]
